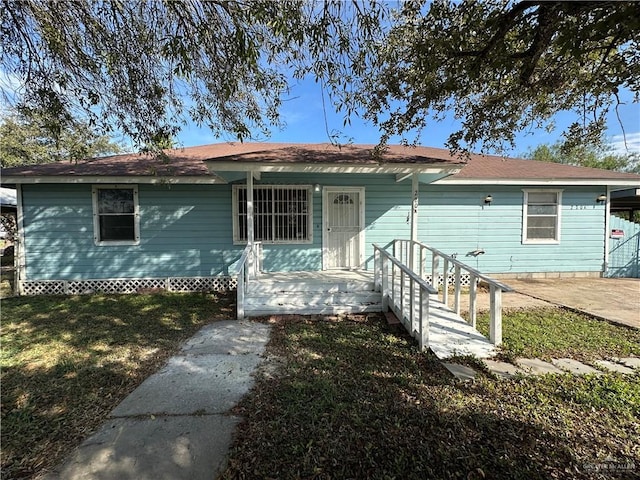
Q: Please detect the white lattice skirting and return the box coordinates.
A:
[424,273,472,287]
[21,276,237,296]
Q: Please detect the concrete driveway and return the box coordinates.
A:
[504,277,640,329]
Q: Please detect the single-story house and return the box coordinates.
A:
[2,142,640,297]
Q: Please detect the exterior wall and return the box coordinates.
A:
[20,179,609,282]
[21,183,243,280]
[244,172,412,271]
[20,175,414,280]
[419,185,607,275]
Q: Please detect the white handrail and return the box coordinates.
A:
[373,244,437,352]
[236,242,262,320]
[393,239,512,345]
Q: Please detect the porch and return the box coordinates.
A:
[237,240,512,359]
[240,269,382,316]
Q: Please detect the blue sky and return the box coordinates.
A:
[177,76,640,158]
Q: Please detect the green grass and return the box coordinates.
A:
[3,298,639,480]
[1,292,234,480]
[476,307,640,362]
[221,315,639,480]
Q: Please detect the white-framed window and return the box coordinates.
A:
[92,185,140,245]
[232,185,312,244]
[522,189,562,244]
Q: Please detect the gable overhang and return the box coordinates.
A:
[205,161,461,176]
[1,174,228,185]
[432,177,640,187]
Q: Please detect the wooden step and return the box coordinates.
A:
[244,291,383,317]
[246,291,381,305]
[243,271,381,317]
[245,303,383,316]
[249,280,375,294]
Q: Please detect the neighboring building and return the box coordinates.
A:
[0,187,17,241]
[2,142,640,295]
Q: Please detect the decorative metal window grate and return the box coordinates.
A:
[21,276,236,296]
[234,185,312,244]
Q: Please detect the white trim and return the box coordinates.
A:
[246,172,254,246]
[2,175,227,185]
[92,184,141,246]
[231,184,314,245]
[410,174,419,243]
[15,184,25,295]
[322,186,366,270]
[522,189,563,245]
[434,178,640,186]
[410,174,419,271]
[207,161,460,175]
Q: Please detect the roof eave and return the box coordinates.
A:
[206,161,462,175]
[433,177,640,186]
[1,175,228,185]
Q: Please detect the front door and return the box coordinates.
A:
[323,187,364,269]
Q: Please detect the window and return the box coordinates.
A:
[92,185,140,245]
[522,190,562,244]
[233,185,312,244]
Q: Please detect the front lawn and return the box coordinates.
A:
[2,298,638,480]
[476,307,640,362]
[221,314,639,480]
[1,292,234,480]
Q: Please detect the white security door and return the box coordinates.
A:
[323,187,364,269]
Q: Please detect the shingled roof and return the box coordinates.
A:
[0,142,465,178]
[448,155,640,181]
[2,142,639,185]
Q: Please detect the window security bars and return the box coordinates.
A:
[234,185,312,244]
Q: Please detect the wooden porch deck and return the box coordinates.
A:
[244,270,495,359]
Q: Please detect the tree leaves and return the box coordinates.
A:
[526,137,639,173]
[2,1,637,153]
[324,0,640,153]
[0,109,122,167]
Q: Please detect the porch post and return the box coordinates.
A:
[246,171,254,278]
[410,173,419,272]
[15,184,25,295]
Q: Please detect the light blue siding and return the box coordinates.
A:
[21,178,609,281]
[419,185,606,274]
[248,173,411,271]
[22,184,244,280]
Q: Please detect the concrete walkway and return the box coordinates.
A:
[505,278,640,329]
[43,320,271,480]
